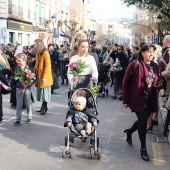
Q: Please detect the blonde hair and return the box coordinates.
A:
[154,45,162,57]
[15,53,28,61]
[34,39,46,55]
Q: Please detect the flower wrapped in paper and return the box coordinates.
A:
[14,67,36,95]
[112,59,123,72]
[68,59,88,76]
[68,59,88,88]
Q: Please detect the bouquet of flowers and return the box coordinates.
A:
[90,85,99,95]
[112,60,123,72]
[68,59,87,76]
[14,67,36,94]
[63,54,69,61]
[68,59,88,88]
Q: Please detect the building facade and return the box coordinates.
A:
[0,0,71,46]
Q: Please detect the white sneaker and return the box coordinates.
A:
[0,119,7,123]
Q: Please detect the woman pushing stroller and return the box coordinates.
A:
[67,39,98,89]
[62,40,101,159]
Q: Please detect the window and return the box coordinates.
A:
[26,34,30,45]
[9,32,14,43]
[18,33,22,45]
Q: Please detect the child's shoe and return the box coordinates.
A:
[14,121,20,126]
[81,130,86,137]
[0,119,7,123]
[86,122,92,135]
[26,119,32,124]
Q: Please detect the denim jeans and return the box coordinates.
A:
[113,77,122,95]
[16,88,32,121]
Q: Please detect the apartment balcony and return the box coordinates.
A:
[8,4,35,22]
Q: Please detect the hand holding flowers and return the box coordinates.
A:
[68,59,88,88]
[112,60,123,72]
[14,67,36,95]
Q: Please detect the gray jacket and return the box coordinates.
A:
[65,111,96,124]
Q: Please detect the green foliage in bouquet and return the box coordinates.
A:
[90,85,99,95]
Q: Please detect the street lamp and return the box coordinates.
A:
[157,14,162,45]
[51,14,56,43]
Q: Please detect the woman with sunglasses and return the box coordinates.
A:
[111,45,128,99]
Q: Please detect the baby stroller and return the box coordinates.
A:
[62,88,101,159]
[97,63,110,98]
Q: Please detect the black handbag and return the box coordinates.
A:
[0,74,11,95]
[160,77,167,90]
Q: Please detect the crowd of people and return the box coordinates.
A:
[0,36,170,161]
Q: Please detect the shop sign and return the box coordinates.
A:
[7,21,33,32]
[33,26,39,31]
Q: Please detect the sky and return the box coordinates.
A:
[90,0,137,23]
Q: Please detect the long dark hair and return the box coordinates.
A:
[137,44,156,61]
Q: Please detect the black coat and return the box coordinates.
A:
[115,52,129,80]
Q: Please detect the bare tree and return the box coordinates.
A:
[83,29,96,44]
[57,19,84,49]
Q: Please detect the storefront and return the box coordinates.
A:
[6,20,33,46]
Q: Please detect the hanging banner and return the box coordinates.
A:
[154,34,158,44]
[53,28,59,38]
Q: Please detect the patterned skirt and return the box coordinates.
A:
[37,77,51,102]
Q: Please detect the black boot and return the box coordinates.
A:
[163,126,169,137]
[140,149,149,161]
[40,102,48,115]
[124,129,132,145]
[61,79,64,84]
[36,103,44,112]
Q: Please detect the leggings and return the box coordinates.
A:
[128,107,151,149]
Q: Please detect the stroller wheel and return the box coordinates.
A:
[90,137,99,147]
[97,137,99,147]
[106,89,108,96]
[65,136,68,146]
[97,148,101,159]
[62,147,67,158]
[70,136,74,143]
[69,147,73,158]
[90,147,94,159]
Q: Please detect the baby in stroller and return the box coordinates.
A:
[62,88,101,159]
[65,96,97,139]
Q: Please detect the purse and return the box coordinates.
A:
[0,74,11,95]
[160,77,167,89]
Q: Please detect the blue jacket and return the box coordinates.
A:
[50,50,59,69]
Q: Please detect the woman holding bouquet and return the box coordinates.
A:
[67,39,98,89]
[34,39,53,115]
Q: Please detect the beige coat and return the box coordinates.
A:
[34,50,53,88]
[161,62,170,95]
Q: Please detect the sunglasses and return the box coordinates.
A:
[117,49,122,50]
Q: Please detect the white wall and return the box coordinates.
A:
[0,19,7,44]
